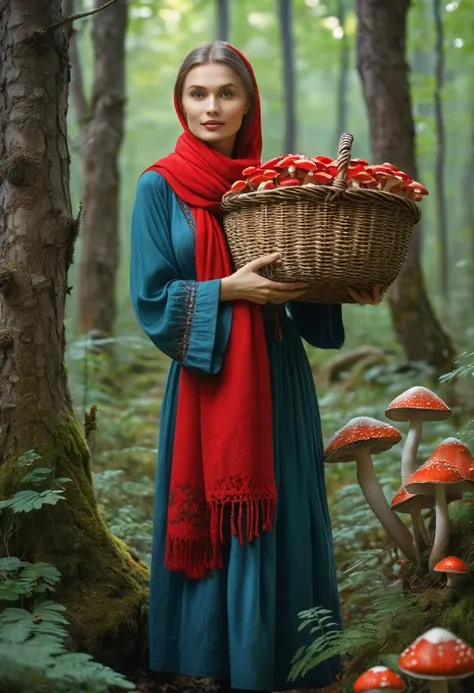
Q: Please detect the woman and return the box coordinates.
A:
[130,41,384,692]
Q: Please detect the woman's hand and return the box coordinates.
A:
[347,283,386,306]
[220,253,309,304]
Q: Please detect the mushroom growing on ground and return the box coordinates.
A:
[405,438,474,569]
[324,417,416,562]
[385,386,452,485]
[434,556,469,588]
[398,627,474,693]
[391,486,462,555]
[353,666,406,692]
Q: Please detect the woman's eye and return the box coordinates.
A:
[192,91,204,99]
[222,91,233,98]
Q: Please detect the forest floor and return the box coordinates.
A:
[71,333,474,693]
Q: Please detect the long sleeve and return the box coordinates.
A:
[288,302,345,350]
[130,171,232,374]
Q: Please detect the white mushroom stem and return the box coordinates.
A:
[401,414,423,485]
[429,486,451,571]
[355,448,416,562]
[429,679,448,693]
[418,510,432,545]
[410,505,427,557]
[446,573,458,588]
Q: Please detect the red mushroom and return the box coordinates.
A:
[434,556,469,588]
[398,627,474,693]
[311,171,334,185]
[279,176,301,187]
[228,180,247,194]
[405,438,474,569]
[354,666,406,692]
[325,417,416,561]
[385,386,452,485]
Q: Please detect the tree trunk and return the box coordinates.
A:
[355,0,456,377]
[216,0,229,41]
[278,0,296,154]
[468,105,474,305]
[77,0,127,337]
[335,0,349,147]
[0,0,147,670]
[63,0,89,132]
[433,0,449,314]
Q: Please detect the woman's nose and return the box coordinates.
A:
[206,97,219,115]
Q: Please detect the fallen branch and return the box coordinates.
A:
[318,345,387,389]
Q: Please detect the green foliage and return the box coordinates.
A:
[0,455,136,693]
[289,550,419,681]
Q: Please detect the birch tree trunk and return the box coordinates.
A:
[0,0,147,668]
[356,0,456,377]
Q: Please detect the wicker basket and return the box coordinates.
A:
[221,132,421,303]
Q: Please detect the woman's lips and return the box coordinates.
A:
[202,122,223,131]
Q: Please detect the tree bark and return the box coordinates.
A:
[335,0,349,147]
[77,0,127,337]
[0,0,147,669]
[216,0,229,41]
[356,0,456,377]
[278,0,296,154]
[433,0,449,312]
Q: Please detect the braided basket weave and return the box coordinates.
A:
[221,133,421,303]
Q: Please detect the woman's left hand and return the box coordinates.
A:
[347,283,386,306]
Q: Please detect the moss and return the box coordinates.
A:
[0,411,150,672]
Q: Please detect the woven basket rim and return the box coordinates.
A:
[221,183,421,224]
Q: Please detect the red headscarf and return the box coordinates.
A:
[145,44,275,579]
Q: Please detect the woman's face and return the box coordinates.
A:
[181,62,250,157]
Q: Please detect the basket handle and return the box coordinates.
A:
[332,132,354,191]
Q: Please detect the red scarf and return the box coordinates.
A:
[145,46,276,579]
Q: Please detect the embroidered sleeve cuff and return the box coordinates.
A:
[180,279,232,374]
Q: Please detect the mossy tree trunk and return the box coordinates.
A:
[356,0,456,378]
[78,0,127,338]
[0,0,148,671]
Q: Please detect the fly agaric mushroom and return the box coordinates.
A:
[325,417,416,562]
[434,556,469,588]
[391,486,462,552]
[353,666,406,692]
[391,486,432,556]
[398,627,474,693]
[279,177,301,187]
[386,386,452,485]
[405,438,474,569]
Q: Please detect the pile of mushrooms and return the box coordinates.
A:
[324,386,474,576]
[224,155,429,201]
[354,627,474,692]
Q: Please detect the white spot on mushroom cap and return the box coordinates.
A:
[423,628,460,643]
[369,666,390,673]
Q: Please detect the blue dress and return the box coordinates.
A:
[130,170,345,691]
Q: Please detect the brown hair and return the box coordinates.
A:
[174,41,257,152]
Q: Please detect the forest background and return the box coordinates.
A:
[1,1,474,692]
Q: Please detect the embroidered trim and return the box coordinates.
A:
[176,196,196,237]
[174,280,198,364]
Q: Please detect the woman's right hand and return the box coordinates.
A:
[219,253,309,304]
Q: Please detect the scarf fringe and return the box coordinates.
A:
[165,497,276,579]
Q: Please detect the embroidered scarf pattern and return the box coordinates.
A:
[145,45,276,579]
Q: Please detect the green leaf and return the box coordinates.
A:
[0,557,27,572]
[21,467,54,485]
[0,489,66,513]
[17,450,42,468]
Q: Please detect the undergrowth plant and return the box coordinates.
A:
[0,451,135,693]
[290,350,474,690]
